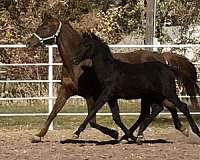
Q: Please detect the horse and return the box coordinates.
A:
[72,32,200,144]
[26,13,199,142]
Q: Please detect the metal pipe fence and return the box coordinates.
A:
[0,44,200,130]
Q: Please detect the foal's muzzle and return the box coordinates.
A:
[72,57,81,65]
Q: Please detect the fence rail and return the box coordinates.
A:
[1,44,200,130]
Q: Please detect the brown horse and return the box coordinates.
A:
[27,13,199,142]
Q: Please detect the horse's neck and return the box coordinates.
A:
[57,23,81,80]
[92,45,114,81]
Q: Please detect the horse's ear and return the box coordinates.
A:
[41,11,53,22]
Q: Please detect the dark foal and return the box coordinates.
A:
[73,32,200,144]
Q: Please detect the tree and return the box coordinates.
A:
[145,0,156,51]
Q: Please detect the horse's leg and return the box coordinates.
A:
[190,97,199,110]
[32,85,72,143]
[183,79,199,109]
[86,97,119,139]
[162,99,189,136]
[107,99,131,140]
[136,104,164,144]
[168,96,200,137]
[74,88,112,138]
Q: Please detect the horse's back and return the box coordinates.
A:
[113,50,165,64]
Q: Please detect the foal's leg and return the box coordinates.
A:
[108,99,131,140]
[136,104,164,144]
[86,97,119,139]
[121,102,187,141]
[120,98,151,141]
[32,85,73,143]
[74,88,113,138]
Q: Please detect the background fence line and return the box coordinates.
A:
[0,44,200,130]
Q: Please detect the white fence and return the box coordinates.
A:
[1,44,200,130]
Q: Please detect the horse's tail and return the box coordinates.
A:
[163,52,200,109]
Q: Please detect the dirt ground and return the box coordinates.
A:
[0,127,200,160]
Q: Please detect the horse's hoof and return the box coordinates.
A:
[72,134,79,140]
[110,130,119,139]
[31,135,42,143]
[136,135,143,145]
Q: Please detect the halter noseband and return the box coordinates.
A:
[33,21,62,45]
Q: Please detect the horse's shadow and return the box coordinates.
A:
[60,138,172,145]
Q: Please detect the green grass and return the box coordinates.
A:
[0,100,199,130]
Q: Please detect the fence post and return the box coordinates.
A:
[48,46,54,130]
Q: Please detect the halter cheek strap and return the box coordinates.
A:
[33,21,62,45]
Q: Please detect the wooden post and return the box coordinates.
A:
[145,0,156,51]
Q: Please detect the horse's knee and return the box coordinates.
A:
[62,77,77,92]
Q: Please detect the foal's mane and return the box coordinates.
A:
[81,32,103,42]
[81,32,113,59]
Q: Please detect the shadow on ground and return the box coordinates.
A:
[60,138,172,145]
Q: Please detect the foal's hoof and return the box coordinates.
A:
[31,135,42,143]
[72,133,79,140]
[136,135,143,145]
[180,126,189,137]
[110,130,119,139]
[120,134,136,142]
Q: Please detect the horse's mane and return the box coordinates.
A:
[64,21,75,31]
[62,21,80,37]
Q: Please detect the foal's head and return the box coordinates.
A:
[27,12,62,47]
[73,32,105,65]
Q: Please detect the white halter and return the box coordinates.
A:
[33,21,62,45]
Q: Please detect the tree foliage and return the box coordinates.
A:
[156,0,200,43]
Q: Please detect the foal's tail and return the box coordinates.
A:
[163,52,200,109]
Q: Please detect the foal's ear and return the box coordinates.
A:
[41,11,53,22]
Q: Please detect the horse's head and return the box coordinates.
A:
[27,12,62,48]
[73,32,96,65]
